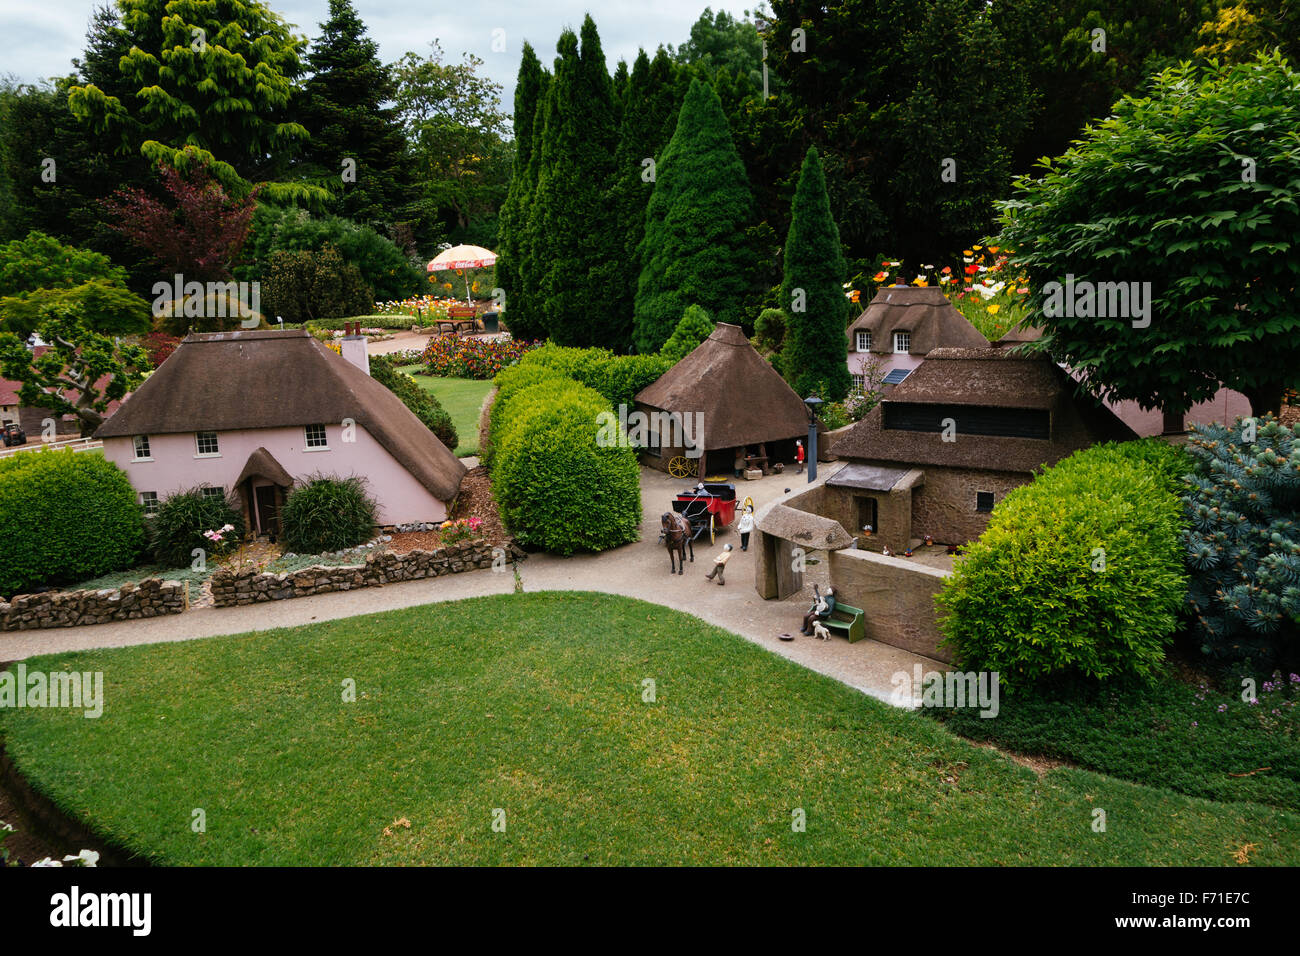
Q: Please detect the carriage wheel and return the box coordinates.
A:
[709,513,716,545]
[667,456,697,479]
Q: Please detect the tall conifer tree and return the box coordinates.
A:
[780,146,851,402]
[633,78,758,353]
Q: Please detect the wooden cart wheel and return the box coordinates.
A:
[667,456,697,479]
[709,513,716,545]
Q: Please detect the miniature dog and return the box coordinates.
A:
[812,621,832,642]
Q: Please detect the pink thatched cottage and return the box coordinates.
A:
[846,286,989,390]
[96,329,466,535]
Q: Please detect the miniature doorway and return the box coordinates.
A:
[857,495,879,537]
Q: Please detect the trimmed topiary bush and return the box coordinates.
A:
[0,449,144,596]
[1183,416,1299,666]
[511,344,672,408]
[149,488,245,569]
[485,362,572,469]
[491,378,641,554]
[936,441,1188,688]
[369,354,457,450]
[280,476,378,555]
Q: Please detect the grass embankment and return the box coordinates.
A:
[397,365,491,458]
[3,593,1297,865]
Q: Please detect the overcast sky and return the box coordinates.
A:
[1,0,759,111]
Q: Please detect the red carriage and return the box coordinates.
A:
[671,482,738,545]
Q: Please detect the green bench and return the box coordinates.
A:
[821,603,865,643]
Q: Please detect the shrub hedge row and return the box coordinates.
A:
[520,343,672,408]
[936,440,1190,689]
[0,450,144,596]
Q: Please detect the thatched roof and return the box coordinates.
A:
[635,323,818,451]
[755,502,854,550]
[235,447,294,488]
[848,286,989,356]
[830,348,1136,474]
[996,323,1044,346]
[97,329,466,501]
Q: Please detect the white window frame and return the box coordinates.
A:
[893,331,911,354]
[140,491,159,516]
[195,431,220,457]
[304,423,329,450]
[132,435,152,461]
[856,331,871,353]
[851,374,865,394]
[200,486,225,501]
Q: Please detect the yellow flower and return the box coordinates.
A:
[987,304,1000,314]
[973,245,983,250]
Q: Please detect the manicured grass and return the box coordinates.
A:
[2,593,1297,866]
[934,665,1300,812]
[396,366,491,457]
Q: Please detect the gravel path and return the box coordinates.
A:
[2,465,933,705]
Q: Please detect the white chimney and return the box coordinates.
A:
[340,321,370,376]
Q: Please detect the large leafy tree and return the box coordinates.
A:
[0,232,151,336]
[392,42,512,247]
[299,0,411,226]
[670,6,770,93]
[101,158,258,283]
[998,55,1300,417]
[0,316,150,435]
[757,0,1030,266]
[495,42,550,342]
[67,0,319,202]
[634,78,760,353]
[781,147,851,401]
[530,17,623,348]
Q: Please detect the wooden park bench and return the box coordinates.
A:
[443,304,479,335]
[821,603,865,643]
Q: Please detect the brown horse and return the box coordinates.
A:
[660,511,694,574]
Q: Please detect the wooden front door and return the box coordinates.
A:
[254,484,280,536]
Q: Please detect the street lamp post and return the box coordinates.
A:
[803,395,823,483]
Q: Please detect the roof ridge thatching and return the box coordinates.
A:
[847,286,989,355]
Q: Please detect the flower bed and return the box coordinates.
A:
[420,335,538,379]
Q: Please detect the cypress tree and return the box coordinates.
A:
[496,42,548,341]
[609,49,684,352]
[633,78,758,353]
[780,146,852,402]
[531,16,622,348]
[299,0,410,224]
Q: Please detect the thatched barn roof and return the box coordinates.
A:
[847,286,989,356]
[97,329,466,501]
[755,502,855,550]
[830,347,1136,474]
[636,323,818,452]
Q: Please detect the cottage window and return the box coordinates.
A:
[133,435,151,460]
[140,491,159,516]
[893,331,911,354]
[976,491,995,513]
[305,424,328,449]
[851,374,865,394]
[201,486,225,501]
[195,431,220,456]
[856,331,871,352]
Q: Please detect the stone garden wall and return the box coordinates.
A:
[828,548,953,663]
[210,539,525,607]
[0,580,189,631]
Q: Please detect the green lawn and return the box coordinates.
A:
[3,592,1297,866]
[397,366,491,458]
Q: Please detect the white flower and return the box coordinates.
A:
[64,849,100,867]
[32,857,64,867]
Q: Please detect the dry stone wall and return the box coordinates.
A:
[0,580,188,631]
[210,539,525,607]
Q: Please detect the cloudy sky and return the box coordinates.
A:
[1,0,759,110]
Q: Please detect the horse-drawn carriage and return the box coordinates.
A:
[659,483,753,574]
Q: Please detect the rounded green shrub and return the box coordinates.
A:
[486,362,571,468]
[491,381,641,554]
[936,441,1188,688]
[659,304,715,364]
[149,488,245,569]
[280,476,378,555]
[0,449,144,596]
